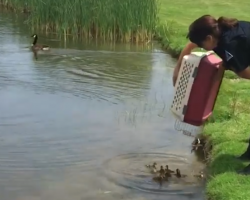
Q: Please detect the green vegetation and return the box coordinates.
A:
[203,77,250,200]
[158,0,250,54]
[157,1,250,200]
[0,0,158,42]
[2,0,250,199]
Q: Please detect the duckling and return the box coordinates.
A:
[152,175,164,184]
[194,174,204,178]
[165,165,175,173]
[174,169,187,178]
[158,166,165,176]
[163,172,170,181]
[146,162,157,173]
[193,171,204,179]
[191,138,202,153]
[165,171,172,178]
[31,34,50,51]
[150,165,158,174]
[145,162,157,168]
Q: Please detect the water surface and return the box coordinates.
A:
[0,9,205,200]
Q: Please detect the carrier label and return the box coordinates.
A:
[225,50,233,61]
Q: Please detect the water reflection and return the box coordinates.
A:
[0,9,205,200]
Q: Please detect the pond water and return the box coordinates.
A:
[0,9,205,200]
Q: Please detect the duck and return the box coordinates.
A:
[174,169,187,178]
[150,165,158,174]
[152,175,164,184]
[145,162,158,174]
[191,138,202,153]
[145,162,157,168]
[158,166,165,176]
[31,34,50,51]
[165,171,172,178]
[165,165,175,173]
[193,171,204,179]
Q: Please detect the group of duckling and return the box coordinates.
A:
[145,162,204,184]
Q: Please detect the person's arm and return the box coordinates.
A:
[225,38,250,79]
[173,42,198,86]
[237,68,250,79]
[176,42,198,69]
[214,63,225,82]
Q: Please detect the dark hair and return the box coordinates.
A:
[187,15,238,46]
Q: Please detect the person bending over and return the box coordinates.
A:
[172,14,250,174]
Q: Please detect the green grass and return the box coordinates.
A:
[157,1,250,199]
[0,0,158,42]
[158,0,250,55]
[201,78,250,200]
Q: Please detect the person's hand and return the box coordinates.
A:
[171,42,197,86]
[172,66,180,86]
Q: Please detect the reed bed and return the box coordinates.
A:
[1,0,159,43]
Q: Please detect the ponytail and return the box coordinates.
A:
[187,15,239,46]
[217,16,238,30]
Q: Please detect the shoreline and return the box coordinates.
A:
[2,2,250,200]
[166,23,250,199]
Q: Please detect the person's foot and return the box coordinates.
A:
[236,137,250,161]
[235,151,250,161]
[237,164,250,175]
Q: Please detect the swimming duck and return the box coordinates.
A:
[150,165,158,174]
[145,162,157,168]
[191,138,202,153]
[145,162,157,173]
[31,34,50,51]
[152,175,164,184]
[175,169,187,178]
[194,171,204,179]
[165,171,172,178]
[165,165,175,173]
[158,166,165,176]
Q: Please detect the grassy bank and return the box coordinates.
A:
[0,0,158,43]
[204,78,250,200]
[158,0,250,55]
[158,0,250,199]
[2,0,250,199]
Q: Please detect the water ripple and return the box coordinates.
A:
[103,152,204,196]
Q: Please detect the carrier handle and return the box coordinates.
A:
[205,50,214,56]
[191,50,214,58]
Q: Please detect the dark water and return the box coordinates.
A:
[0,9,205,200]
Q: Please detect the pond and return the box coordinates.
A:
[0,9,205,200]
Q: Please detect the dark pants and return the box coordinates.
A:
[237,137,250,174]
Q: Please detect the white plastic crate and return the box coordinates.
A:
[170,51,215,137]
[170,51,214,121]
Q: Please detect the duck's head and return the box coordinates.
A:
[31,34,37,38]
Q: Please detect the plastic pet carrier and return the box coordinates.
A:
[170,51,223,136]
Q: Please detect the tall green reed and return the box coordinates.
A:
[1,0,159,43]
